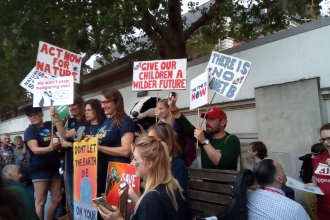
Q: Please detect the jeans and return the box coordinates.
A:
[64,171,74,213]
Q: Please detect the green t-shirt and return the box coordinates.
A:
[14,147,23,157]
[7,185,39,220]
[175,114,240,170]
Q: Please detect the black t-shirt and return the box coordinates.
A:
[132,184,189,220]
[24,122,60,171]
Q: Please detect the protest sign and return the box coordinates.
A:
[36,41,82,83]
[132,59,187,91]
[303,192,319,220]
[33,76,74,107]
[286,176,324,195]
[105,162,140,220]
[190,71,209,110]
[20,67,53,93]
[206,51,252,100]
[73,138,98,220]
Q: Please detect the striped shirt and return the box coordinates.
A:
[247,187,310,220]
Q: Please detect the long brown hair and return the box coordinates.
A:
[133,135,184,212]
[149,123,182,158]
[73,93,86,123]
[101,88,126,127]
[84,99,107,124]
[157,99,173,123]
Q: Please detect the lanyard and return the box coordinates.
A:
[261,187,283,195]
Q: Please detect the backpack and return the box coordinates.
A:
[298,154,313,184]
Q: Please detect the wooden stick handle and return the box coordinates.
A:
[201,92,216,126]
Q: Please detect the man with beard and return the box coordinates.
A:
[168,92,240,170]
[247,159,310,220]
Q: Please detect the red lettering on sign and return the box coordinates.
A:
[176,70,183,78]
[40,44,48,54]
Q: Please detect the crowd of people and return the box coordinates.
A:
[0,89,329,220]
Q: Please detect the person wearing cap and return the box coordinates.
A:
[168,92,240,170]
[13,135,26,165]
[23,104,62,220]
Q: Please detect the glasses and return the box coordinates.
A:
[100,100,111,105]
[319,137,330,143]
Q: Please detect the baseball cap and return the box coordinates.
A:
[201,107,227,120]
[25,105,42,116]
[14,136,23,141]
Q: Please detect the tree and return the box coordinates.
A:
[0,0,311,116]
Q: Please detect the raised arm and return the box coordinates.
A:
[50,106,76,139]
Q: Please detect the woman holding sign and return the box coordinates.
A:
[306,123,330,220]
[23,105,62,220]
[97,136,189,220]
[96,88,134,195]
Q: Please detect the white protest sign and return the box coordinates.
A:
[132,59,187,91]
[206,51,252,100]
[286,176,324,195]
[19,67,53,93]
[190,71,209,110]
[36,41,82,83]
[33,76,74,107]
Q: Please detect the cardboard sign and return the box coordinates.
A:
[73,138,98,220]
[132,59,187,91]
[190,71,209,110]
[33,76,74,107]
[206,51,252,100]
[105,162,140,220]
[20,67,52,93]
[36,41,82,83]
[303,192,319,220]
[286,176,324,195]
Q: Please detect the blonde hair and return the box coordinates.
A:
[157,99,173,123]
[133,135,184,212]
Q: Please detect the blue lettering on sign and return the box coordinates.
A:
[240,62,251,75]
[209,78,229,94]
[226,85,237,98]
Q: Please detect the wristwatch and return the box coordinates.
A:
[201,139,210,147]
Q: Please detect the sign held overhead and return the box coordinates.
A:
[36,41,82,83]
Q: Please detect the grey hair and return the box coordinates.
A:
[1,133,10,139]
[2,165,18,179]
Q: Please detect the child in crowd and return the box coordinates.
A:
[248,141,268,190]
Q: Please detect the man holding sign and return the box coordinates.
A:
[168,92,240,170]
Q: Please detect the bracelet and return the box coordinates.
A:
[170,107,180,115]
[54,120,60,123]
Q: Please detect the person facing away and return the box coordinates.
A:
[97,135,190,220]
[247,159,310,220]
[167,92,240,170]
[298,143,325,184]
[306,123,330,220]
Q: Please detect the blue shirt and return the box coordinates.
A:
[24,122,61,170]
[95,116,134,163]
[247,187,310,220]
[171,157,188,192]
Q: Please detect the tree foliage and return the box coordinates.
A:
[0,0,313,117]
